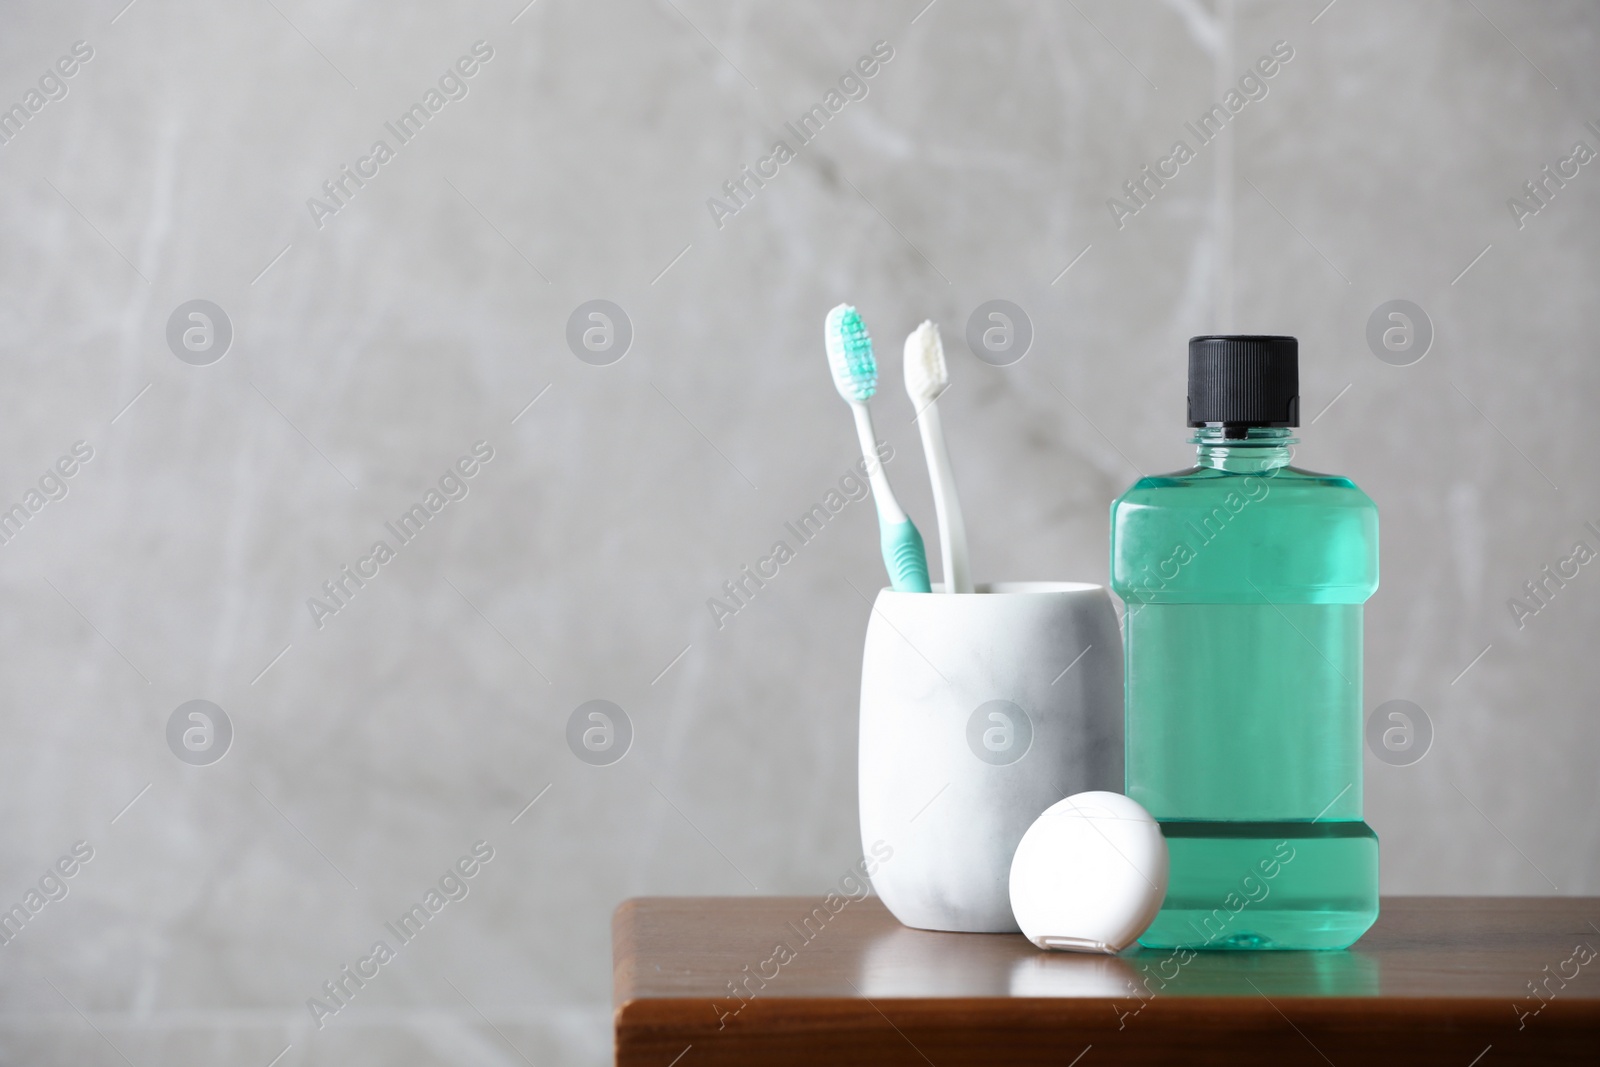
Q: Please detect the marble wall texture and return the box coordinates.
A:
[2,0,1598,1063]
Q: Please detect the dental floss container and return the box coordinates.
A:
[1008,791,1169,953]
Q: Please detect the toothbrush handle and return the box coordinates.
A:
[918,403,972,593]
[851,404,930,592]
[851,404,906,524]
[881,518,932,593]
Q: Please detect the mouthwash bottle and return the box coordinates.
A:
[1111,336,1378,950]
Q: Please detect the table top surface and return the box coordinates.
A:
[616,895,1600,1003]
[613,896,1600,1066]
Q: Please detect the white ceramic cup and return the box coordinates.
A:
[859,582,1123,933]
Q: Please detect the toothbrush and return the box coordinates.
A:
[904,321,972,594]
[824,304,931,593]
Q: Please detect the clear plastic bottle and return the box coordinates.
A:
[1110,336,1379,950]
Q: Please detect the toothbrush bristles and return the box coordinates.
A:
[904,320,948,405]
[825,304,877,402]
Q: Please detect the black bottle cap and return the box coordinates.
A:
[1187,335,1299,428]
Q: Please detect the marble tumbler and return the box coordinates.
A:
[859,582,1124,932]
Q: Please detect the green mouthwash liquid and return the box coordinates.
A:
[1111,335,1379,950]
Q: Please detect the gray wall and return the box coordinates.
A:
[3,0,1597,1063]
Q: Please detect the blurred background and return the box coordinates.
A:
[2,0,1597,1063]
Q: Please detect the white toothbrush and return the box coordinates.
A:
[904,321,972,594]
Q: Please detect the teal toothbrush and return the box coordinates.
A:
[824,304,931,593]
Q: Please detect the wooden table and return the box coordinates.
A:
[613,896,1600,1065]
